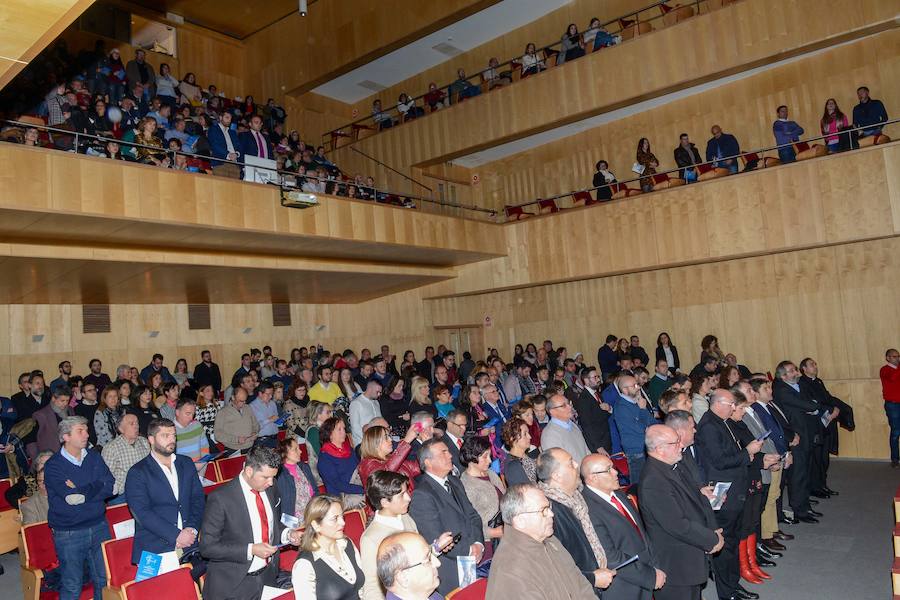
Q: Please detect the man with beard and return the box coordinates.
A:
[125,418,206,576]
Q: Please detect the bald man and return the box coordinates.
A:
[582,453,664,600]
[540,393,591,464]
[639,425,722,600]
[376,532,443,600]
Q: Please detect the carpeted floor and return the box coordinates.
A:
[0,460,895,598]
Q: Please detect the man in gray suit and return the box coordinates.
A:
[200,446,301,600]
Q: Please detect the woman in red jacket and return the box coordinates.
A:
[358,424,420,517]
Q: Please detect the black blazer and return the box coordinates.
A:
[415,358,435,382]
[573,388,612,453]
[655,345,681,373]
[409,473,484,595]
[199,477,285,599]
[773,379,822,450]
[638,456,718,587]
[583,488,657,600]
[549,499,601,596]
[694,410,750,512]
[679,445,705,488]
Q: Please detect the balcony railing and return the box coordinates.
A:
[322,0,720,152]
[502,119,898,221]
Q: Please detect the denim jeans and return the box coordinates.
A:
[626,453,646,485]
[885,402,900,463]
[777,146,796,163]
[53,520,109,600]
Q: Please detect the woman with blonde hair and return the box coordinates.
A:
[133,116,169,167]
[358,425,419,517]
[292,495,364,598]
[407,375,436,418]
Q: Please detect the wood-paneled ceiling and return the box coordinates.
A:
[129,0,308,39]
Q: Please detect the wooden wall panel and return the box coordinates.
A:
[472,28,900,211]
[330,0,900,198]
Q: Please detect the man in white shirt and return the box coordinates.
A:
[350,380,383,446]
[581,453,666,599]
[200,446,301,599]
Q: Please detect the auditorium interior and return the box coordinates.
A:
[0,0,899,598]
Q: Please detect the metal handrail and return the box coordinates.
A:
[1,119,498,216]
[506,118,899,214]
[323,0,707,149]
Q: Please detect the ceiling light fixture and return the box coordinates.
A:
[299,0,308,17]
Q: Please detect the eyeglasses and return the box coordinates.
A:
[548,401,571,410]
[589,467,614,475]
[519,504,553,517]
[401,549,436,570]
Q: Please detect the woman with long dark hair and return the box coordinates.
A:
[655,332,681,374]
[820,98,848,153]
[636,137,659,192]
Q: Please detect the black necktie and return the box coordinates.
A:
[443,480,452,495]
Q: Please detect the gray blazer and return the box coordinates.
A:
[460,470,506,538]
[742,406,778,484]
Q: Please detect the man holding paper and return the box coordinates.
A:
[200,445,302,600]
[126,418,206,577]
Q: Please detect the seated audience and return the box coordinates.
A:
[158,381,180,420]
[276,436,318,524]
[20,465,49,525]
[34,385,74,453]
[705,124,741,174]
[173,398,209,465]
[44,416,115,600]
[293,495,366,598]
[853,85,888,137]
[772,105,804,163]
[126,418,205,575]
[511,397,542,448]
[133,116,169,167]
[100,412,149,503]
[486,483,597,599]
[521,42,546,76]
[540,393,591,464]
[584,17,621,50]
[193,383,219,449]
[673,133,702,182]
[250,381,279,448]
[460,436,506,545]
[483,57,512,89]
[409,438,485,595]
[375,532,443,600]
[690,371,717,423]
[592,160,617,201]
[449,69,481,103]
[359,425,421,515]
[502,417,539,486]
[126,384,161,436]
[93,386,124,450]
[359,472,422,600]
[318,416,365,508]
[559,24,586,64]
[424,82,447,112]
[372,99,395,131]
[213,387,259,453]
[397,93,424,121]
[351,380,384,444]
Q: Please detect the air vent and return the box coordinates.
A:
[82,305,111,334]
[432,42,463,57]
[357,80,386,92]
[272,303,291,327]
[188,304,211,330]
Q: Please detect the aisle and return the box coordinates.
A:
[726,460,899,600]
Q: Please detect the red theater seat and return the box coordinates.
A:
[121,566,200,600]
[343,508,366,549]
[446,578,488,599]
[216,455,246,481]
[103,536,138,599]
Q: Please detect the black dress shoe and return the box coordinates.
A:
[779,515,799,525]
[809,509,823,517]
[774,530,794,541]
[757,543,782,559]
[823,487,839,496]
[811,490,829,499]
[810,498,820,505]
[736,584,761,599]
[762,537,786,551]
[798,514,819,523]
[756,554,777,567]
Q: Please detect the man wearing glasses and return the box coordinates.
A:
[376,531,443,600]
[487,483,598,599]
[639,425,723,600]
[540,393,591,465]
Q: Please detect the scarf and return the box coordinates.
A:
[519,454,537,483]
[285,462,315,522]
[321,439,352,459]
[539,482,607,568]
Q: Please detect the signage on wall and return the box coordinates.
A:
[483,315,492,328]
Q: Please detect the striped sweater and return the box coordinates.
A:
[175,419,209,462]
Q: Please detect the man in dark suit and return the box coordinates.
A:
[664,410,709,493]
[798,357,841,497]
[773,361,827,523]
[126,418,206,576]
[536,449,616,596]
[442,410,467,475]
[238,114,273,161]
[695,390,763,600]
[750,377,798,528]
[639,425,723,600]
[416,346,437,382]
[15,372,51,460]
[573,367,613,454]
[582,453,665,600]
[33,386,74,453]
[193,349,223,395]
[597,335,619,380]
[408,438,484,595]
[207,111,242,178]
[199,445,300,600]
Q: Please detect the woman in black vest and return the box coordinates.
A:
[293,495,365,599]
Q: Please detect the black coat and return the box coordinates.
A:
[679,445,705,488]
[573,388,612,453]
[694,410,750,512]
[415,358,435,382]
[548,498,602,596]
[638,456,719,587]
[655,345,681,373]
[193,361,222,393]
[584,488,657,600]
[773,379,823,450]
[593,171,616,201]
[800,375,854,452]
[409,473,484,595]
[673,143,702,178]
[630,345,650,367]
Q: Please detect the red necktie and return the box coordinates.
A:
[252,489,270,546]
[456,437,462,449]
[255,132,266,158]
[611,494,642,539]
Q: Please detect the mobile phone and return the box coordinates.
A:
[413,422,423,432]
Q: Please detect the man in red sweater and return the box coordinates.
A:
[881,348,900,467]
